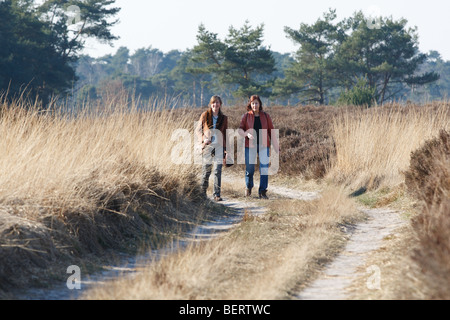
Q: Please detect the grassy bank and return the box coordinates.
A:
[0,96,210,297]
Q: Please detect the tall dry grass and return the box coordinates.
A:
[0,95,205,295]
[328,103,450,190]
[0,97,198,209]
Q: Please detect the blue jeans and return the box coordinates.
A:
[245,147,270,193]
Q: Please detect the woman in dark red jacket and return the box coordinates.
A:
[238,95,279,199]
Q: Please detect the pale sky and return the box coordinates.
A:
[82,0,450,60]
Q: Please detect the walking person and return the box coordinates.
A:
[196,96,228,202]
[238,95,280,199]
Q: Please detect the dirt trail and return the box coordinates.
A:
[18,197,267,300]
[17,175,406,300]
[223,174,408,300]
[296,208,407,300]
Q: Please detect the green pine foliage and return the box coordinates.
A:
[0,0,120,107]
[337,77,377,107]
[2,4,450,107]
[190,21,275,99]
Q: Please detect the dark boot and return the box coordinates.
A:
[245,188,252,197]
[259,190,268,200]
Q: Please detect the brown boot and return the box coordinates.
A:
[245,188,252,197]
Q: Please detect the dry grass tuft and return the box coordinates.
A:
[328,103,449,191]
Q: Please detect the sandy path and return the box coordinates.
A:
[224,174,408,300]
[296,208,407,300]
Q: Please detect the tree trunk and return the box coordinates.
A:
[200,82,204,107]
[379,73,391,105]
[193,80,196,106]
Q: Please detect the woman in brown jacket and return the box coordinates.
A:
[196,96,228,201]
[238,95,279,199]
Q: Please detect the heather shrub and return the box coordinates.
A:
[404,130,450,299]
[222,105,338,180]
[404,130,450,206]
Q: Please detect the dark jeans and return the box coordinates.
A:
[201,145,223,197]
[245,147,270,193]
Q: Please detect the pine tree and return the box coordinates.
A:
[336,11,439,104]
[0,0,120,107]
[189,21,275,100]
[278,9,343,104]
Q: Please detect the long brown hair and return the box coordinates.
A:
[206,95,224,129]
[246,95,263,112]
